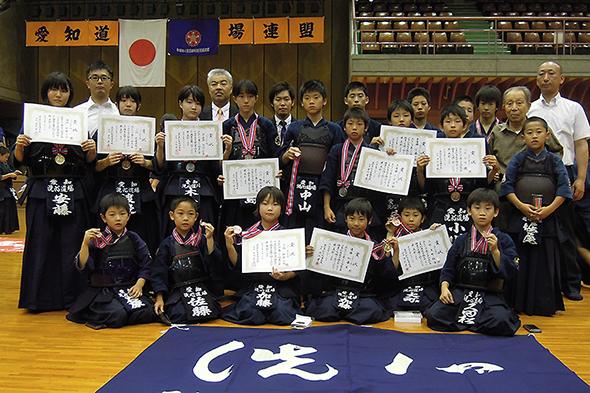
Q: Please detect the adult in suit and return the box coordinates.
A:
[200,68,239,121]
[267,82,298,146]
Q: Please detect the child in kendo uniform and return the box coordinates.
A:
[305,198,397,325]
[500,116,572,316]
[424,188,521,336]
[221,186,301,325]
[67,193,155,328]
[152,196,222,324]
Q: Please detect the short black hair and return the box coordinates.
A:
[41,72,74,107]
[467,188,499,210]
[407,87,431,105]
[159,113,177,131]
[299,80,328,101]
[268,81,295,103]
[344,81,368,97]
[86,59,114,80]
[171,195,199,213]
[343,107,369,127]
[387,99,414,122]
[233,79,258,97]
[100,193,129,215]
[440,104,467,126]
[0,146,9,155]
[451,95,475,108]
[116,86,141,105]
[398,196,427,217]
[474,85,502,108]
[178,85,206,107]
[522,116,549,135]
[254,186,286,217]
[345,198,373,218]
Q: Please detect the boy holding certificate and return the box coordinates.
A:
[500,117,572,316]
[152,196,222,324]
[93,86,161,256]
[418,105,498,243]
[321,107,381,234]
[382,197,441,314]
[424,188,520,336]
[221,186,301,325]
[67,193,156,328]
[305,198,396,324]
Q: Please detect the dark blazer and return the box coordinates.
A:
[200,104,239,120]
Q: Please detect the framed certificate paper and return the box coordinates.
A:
[425,138,486,178]
[23,103,87,145]
[97,114,155,155]
[307,228,373,283]
[379,126,437,166]
[353,148,414,196]
[397,225,452,280]
[222,158,280,200]
[242,228,306,273]
[165,120,223,161]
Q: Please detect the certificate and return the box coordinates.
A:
[353,148,414,196]
[222,158,280,200]
[242,228,306,273]
[379,126,437,166]
[23,103,87,145]
[307,228,373,283]
[425,138,486,178]
[397,225,452,280]
[97,114,155,155]
[165,120,223,161]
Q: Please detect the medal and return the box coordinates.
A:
[237,113,258,159]
[392,217,400,226]
[336,140,362,198]
[383,242,393,253]
[54,153,65,165]
[121,159,131,170]
[186,162,195,173]
[244,154,253,160]
[451,191,461,202]
[448,178,463,202]
[339,187,348,198]
[233,225,242,235]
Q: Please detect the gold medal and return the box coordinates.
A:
[339,187,348,198]
[121,160,131,170]
[54,153,65,165]
[383,242,393,253]
[450,191,461,202]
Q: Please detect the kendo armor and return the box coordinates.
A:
[91,236,139,287]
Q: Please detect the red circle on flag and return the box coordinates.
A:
[129,39,156,66]
[185,30,202,47]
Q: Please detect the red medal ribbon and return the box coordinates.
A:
[286,154,301,215]
[347,230,386,260]
[172,226,202,247]
[471,225,493,254]
[236,113,258,156]
[337,140,362,188]
[448,178,463,192]
[94,227,128,249]
[241,220,280,240]
[52,144,68,156]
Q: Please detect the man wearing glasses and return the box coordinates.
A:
[75,60,119,139]
[200,68,239,121]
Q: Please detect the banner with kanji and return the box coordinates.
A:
[219,19,254,45]
[289,17,324,43]
[26,21,118,46]
[168,19,219,56]
[254,18,289,44]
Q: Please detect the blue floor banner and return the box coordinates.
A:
[98,324,590,393]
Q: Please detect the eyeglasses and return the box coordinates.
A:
[88,75,112,82]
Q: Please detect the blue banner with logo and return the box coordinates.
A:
[168,19,218,56]
[97,324,590,393]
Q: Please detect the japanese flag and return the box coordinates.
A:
[119,19,166,87]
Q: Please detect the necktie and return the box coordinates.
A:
[217,108,223,121]
[279,120,287,140]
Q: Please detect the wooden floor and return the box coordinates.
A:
[1,209,589,392]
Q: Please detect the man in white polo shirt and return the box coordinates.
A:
[528,61,590,301]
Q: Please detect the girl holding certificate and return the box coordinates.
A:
[221,186,301,325]
[12,72,97,312]
[93,86,161,256]
[158,85,222,239]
